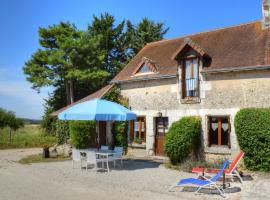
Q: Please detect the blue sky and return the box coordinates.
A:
[0,0,262,119]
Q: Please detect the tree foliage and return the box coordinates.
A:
[127,18,169,55]
[23,13,169,135]
[0,108,24,131]
[0,108,24,143]
[23,22,109,104]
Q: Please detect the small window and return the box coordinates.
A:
[137,64,151,73]
[182,58,199,98]
[155,117,169,136]
[208,116,231,148]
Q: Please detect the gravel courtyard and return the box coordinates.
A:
[0,149,269,200]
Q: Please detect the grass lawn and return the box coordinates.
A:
[0,124,57,149]
[19,154,71,164]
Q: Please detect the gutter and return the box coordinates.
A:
[111,64,270,84]
[111,74,177,84]
[201,65,270,74]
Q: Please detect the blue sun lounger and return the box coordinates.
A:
[168,159,229,198]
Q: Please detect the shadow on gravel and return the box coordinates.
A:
[182,186,242,195]
[116,159,162,171]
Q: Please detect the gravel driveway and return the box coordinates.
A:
[0,149,268,200]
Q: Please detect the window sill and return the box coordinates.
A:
[180,97,201,104]
[205,145,231,155]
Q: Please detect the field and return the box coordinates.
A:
[0,124,57,149]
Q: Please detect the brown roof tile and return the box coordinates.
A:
[112,21,270,83]
[50,84,114,116]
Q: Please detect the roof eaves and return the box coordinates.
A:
[111,74,177,84]
[201,65,270,74]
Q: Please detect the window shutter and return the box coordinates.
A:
[181,61,186,98]
[207,117,211,147]
[228,118,231,149]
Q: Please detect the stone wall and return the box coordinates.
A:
[120,69,270,158]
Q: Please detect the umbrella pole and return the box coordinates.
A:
[96,121,100,149]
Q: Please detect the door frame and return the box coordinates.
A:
[154,117,169,156]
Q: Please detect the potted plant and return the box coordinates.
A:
[42,145,50,158]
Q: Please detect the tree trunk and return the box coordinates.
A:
[65,82,71,105]
[69,80,74,103]
[65,80,74,105]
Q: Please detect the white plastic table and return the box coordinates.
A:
[95,150,116,172]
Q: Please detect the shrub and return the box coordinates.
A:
[164,116,201,165]
[234,108,270,171]
[113,121,128,152]
[69,121,96,149]
[41,106,57,135]
[55,120,70,144]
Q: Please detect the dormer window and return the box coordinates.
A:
[133,57,158,76]
[137,63,152,74]
[172,38,210,103]
[182,57,199,98]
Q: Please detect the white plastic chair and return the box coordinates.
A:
[80,151,107,172]
[113,146,124,167]
[72,148,81,169]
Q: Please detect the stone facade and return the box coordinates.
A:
[120,69,270,158]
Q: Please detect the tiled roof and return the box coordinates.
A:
[50,84,114,116]
[112,21,270,83]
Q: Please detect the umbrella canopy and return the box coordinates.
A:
[58,98,136,121]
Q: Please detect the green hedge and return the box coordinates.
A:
[113,121,128,152]
[235,108,270,171]
[69,121,96,149]
[164,116,201,164]
[55,120,70,144]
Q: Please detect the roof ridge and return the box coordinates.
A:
[147,20,261,46]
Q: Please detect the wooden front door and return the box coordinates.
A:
[155,117,169,156]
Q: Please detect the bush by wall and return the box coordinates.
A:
[234,108,270,171]
[104,85,129,151]
[55,120,70,144]
[69,121,96,149]
[113,121,128,152]
[164,116,201,165]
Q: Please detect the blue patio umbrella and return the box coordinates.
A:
[58,98,136,147]
[58,98,136,121]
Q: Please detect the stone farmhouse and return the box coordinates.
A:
[53,1,270,159]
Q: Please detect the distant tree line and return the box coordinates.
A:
[23,13,169,134]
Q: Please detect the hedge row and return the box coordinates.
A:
[235,108,270,171]
[69,121,96,149]
[164,116,201,164]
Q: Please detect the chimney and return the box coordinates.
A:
[263,0,270,29]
